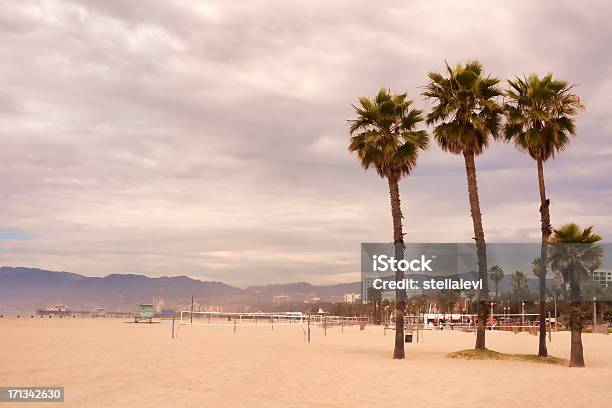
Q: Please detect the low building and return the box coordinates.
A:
[344,292,361,303]
[273,295,290,304]
[593,270,612,288]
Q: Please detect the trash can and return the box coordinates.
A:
[405,334,413,343]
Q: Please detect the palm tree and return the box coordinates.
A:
[367,286,383,324]
[424,60,503,349]
[531,257,546,279]
[504,74,584,356]
[489,265,504,299]
[510,270,530,304]
[348,88,428,359]
[550,223,603,367]
[438,289,461,314]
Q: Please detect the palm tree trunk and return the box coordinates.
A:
[537,158,552,237]
[567,267,585,366]
[388,174,406,359]
[569,301,585,367]
[570,327,585,367]
[463,151,489,350]
[537,158,550,357]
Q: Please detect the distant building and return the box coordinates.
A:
[203,305,223,312]
[273,295,290,304]
[362,277,375,303]
[593,270,612,288]
[154,297,165,313]
[45,304,68,312]
[344,292,361,304]
[305,297,320,304]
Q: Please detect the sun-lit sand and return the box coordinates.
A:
[1,318,611,407]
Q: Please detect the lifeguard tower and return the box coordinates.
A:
[134,304,154,323]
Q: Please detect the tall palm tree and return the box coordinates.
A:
[550,223,603,367]
[489,264,504,299]
[504,74,584,356]
[424,60,503,349]
[348,88,428,359]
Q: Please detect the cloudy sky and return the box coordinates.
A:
[1,1,610,286]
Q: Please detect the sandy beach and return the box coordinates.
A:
[1,318,611,407]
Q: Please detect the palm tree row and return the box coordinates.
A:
[348,60,585,361]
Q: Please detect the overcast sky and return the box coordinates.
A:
[1,1,611,286]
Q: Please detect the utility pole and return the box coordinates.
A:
[190,296,194,324]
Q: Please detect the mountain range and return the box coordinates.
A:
[0,267,360,314]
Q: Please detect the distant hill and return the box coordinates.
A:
[0,267,360,314]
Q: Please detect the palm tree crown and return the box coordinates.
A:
[423,60,503,155]
[551,223,602,244]
[550,223,603,293]
[348,88,428,178]
[504,74,584,161]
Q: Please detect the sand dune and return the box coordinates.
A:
[1,318,611,407]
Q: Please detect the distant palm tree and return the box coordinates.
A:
[489,265,504,299]
[367,286,383,324]
[510,270,530,304]
[504,74,584,356]
[550,223,603,367]
[424,60,503,349]
[531,257,544,279]
[348,88,428,359]
[438,289,461,314]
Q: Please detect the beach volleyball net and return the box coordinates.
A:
[179,311,368,328]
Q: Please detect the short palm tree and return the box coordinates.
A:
[504,73,584,356]
[550,223,603,367]
[348,88,428,359]
[489,265,504,299]
[424,60,503,349]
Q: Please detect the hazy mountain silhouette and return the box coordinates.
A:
[0,267,360,314]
